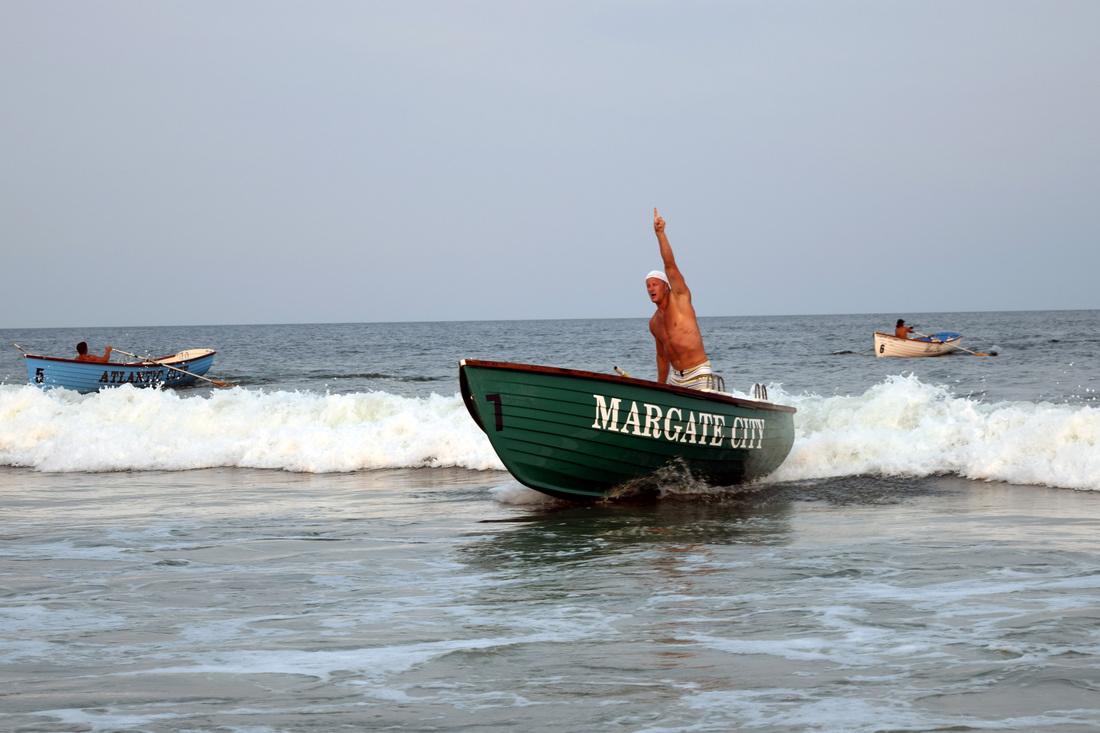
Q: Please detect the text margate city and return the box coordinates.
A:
[590,394,766,449]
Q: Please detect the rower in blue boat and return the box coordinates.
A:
[21,345,225,392]
[75,341,113,363]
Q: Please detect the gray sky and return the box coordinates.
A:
[2,1,1098,328]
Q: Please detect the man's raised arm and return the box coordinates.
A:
[653,208,688,295]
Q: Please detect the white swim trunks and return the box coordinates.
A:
[667,360,719,391]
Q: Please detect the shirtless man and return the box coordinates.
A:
[75,341,113,363]
[647,208,714,390]
[894,319,914,339]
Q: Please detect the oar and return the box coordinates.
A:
[913,331,997,357]
[112,347,235,388]
[11,342,29,354]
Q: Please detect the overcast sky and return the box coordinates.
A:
[2,1,1098,328]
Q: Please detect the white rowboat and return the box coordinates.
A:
[874,331,961,358]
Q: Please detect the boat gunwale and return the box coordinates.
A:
[22,350,217,367]
[460,359,796,414]
[872,331,960,345]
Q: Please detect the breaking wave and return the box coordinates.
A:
[767,374,1100,491]
[1,375,1097,491]
[0,385,503,473]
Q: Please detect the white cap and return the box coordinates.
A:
[645,270,669,287]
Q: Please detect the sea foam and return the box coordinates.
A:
[767,373,1100,491]
[0,384,503,473]
[1,377,1097,491]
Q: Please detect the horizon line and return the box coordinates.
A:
[2,306,1097,332]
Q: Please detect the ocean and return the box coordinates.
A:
[2,310,1099,732]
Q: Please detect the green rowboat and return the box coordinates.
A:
[460,359,797,500]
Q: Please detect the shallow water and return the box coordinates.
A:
[3,468,1100,732]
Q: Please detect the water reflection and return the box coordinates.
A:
[464,474,959,571]
[462,494,794,572]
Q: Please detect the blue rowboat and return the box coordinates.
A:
[24,349,217,393]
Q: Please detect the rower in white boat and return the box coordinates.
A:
[874,319,962,358]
